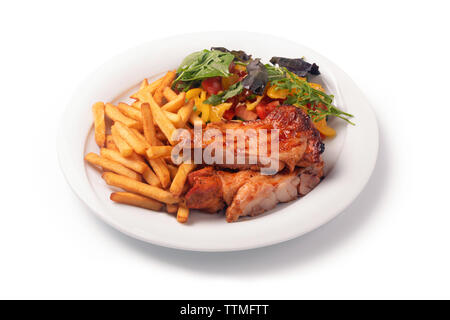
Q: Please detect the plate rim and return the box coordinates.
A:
[57,31,379,252]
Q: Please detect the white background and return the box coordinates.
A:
[1,0,449,299]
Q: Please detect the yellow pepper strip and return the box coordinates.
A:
[211,103,233,122]
[309,82,324,92]
[200,90,207,101]
[313,118,336,138]
[234,64,246,72]
[246,95,263,110]
[267,86,290,99]
[186,88,202,100]
[210,107,221,123]
[200,104,210,123]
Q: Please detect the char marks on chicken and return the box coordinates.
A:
[185,105,325,222]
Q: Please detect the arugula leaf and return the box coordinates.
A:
[204,82,243,105]
[265,64,286,82]
[271,68,354,124]
[173,50,234,87]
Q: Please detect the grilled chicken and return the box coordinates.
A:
[203,105,324,172]
[184,105,325,222]
[185,164,323,222]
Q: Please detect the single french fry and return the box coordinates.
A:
[189,112,203,127]
[148,158,171,189]
[163,87,178,102]
[148,94,177,145]
[142,166,161,187]
[105,103,141,129]
[164,111,183,127]
[139,79,149,90]
[153,71,176,105]
[140,102,158,146]
[92,102,106,147]
[161,92,186,112]
[146,146,173,160]
[155,129,168,143]
[85,153,141,181]
[100,148,147,174]
[130,77,163,100]
[111,125,133,157]
[106,135,118,151]
[176,206,189,223]
[177,100,194,128]
[110,192,164,211]
[130,128,151,149]
[167,164,179,180]
[117,102,142,122]
[169,163,196,196]
[166,204,178,214]
[102,172,179,204]
[114,121,147,155]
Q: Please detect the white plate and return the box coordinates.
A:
[58,32,378,252]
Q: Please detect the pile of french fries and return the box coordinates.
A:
[85,71,197,223]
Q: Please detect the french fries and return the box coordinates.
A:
[177,100,195,128]
[105,134,118,151]
[105,103,141,129]
[131,77,163,100]
[110,192,164,211]
[147,93,177,145]
[87,72,199,224]
[164,111,182,127]
[130,128,151,149]
[111,125,133,157]
[167,164,179,180]
[153,71,176,105]
[163,87,178,102]
[146,146,173,159]
[141,102,158,146]
[189,112,203,127]
[85,153,141,181]
[142,166,161,187]
[166,204,178,214]
[92,102,106,147]
[100,148,148,174]
[114,122,147,155]
[169,163,196,196]
[176,206,189,223]
[148,158,171,189]
[117,102,142,122]
[162,92,186,112]
[102,172,179,204]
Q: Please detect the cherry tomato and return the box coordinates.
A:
[201,77,222,95]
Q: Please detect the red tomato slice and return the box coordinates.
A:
[201,77,222,95]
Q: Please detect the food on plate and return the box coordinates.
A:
[203,105,323,173]
[85,153,142,181]
[102,172,179,204]
[110,124,133,157]
[110,192,164,211]
[85,48,354,223]
[92,102,106,147]
[176,206,189,223]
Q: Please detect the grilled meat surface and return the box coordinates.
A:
[184,105,325,222]
[203,105,324,172]
[185,165,323,222]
